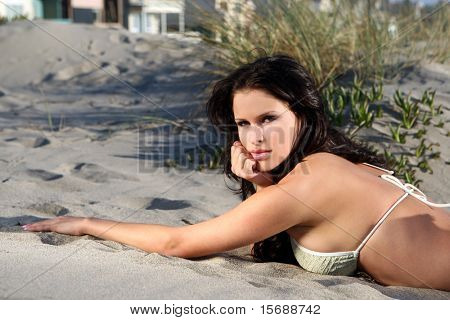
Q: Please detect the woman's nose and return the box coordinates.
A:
[248,125,264,143]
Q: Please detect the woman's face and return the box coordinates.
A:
[232,88,300,172]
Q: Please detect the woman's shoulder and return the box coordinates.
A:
[276,152,347,223]
[278,152,346,195]
[282,152,346,182]
[303,151,344,163]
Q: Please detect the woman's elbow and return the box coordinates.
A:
[161,228,190,258]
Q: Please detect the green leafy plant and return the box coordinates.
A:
[413,128,427,139]
[393,90,420,129]
[388,123,407,144]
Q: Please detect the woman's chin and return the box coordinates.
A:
[257,161,275,172]
[258,159,285,172]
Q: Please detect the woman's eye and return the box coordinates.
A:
[236,116,275,127]
[263,116,275,123]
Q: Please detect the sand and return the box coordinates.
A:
[0,20,449,299]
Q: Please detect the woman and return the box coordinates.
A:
[22,55,450,290]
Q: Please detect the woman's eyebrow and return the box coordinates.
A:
[234,111,277,121]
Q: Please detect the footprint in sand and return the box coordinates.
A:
[3,136,49,148]
[145,197,191,210]
[37,233,82,246]
[109,33,130,44]
[71,162,137,183]
[51,62,98,81]
[20,136,50,148]
[109,196,153,210]
[25,169,63,181]
[28,203,69,216]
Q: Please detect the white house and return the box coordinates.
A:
[128,0,185,34]
[0,0,36,20]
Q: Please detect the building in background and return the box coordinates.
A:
[0,0,65,20]
[0,0,126,24]
[71,0,103,23]
[128,0,185,34]
[0,1,438,34]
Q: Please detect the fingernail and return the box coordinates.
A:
[22,226,28,230]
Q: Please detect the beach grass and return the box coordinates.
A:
[196,0,449,86]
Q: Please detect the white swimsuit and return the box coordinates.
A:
[290,162,450,276]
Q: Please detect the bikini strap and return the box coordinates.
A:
[356,174,450,253]
[379,174,450,208]
[355,191,409,253]
[361,162,395,175]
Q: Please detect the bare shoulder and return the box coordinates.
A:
[277,152,350,221]
[280,152,346,185]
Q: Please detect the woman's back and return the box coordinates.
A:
[285,152,450,290]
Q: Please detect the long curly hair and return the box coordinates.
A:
[205,54,389,266]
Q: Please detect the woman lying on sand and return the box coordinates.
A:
[22,55,450,291]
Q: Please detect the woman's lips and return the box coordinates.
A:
[250,151,271,160]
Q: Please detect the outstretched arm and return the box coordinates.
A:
[166,176,316,259]
[24,161,320,259]
[23,216,175,255]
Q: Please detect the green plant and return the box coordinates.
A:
[322,79,443,185]
[420,111,432,126]
[348,98,376,137]
[388,123,407,144]
[384,151,423,186]
[421,88,435,108]
[322,81,347,126]
[322,75,385,135]
[39,88,54,131]
[434,119,444,128]
[393,90,420,129]
[367,81,384,103]
[417,159,433,174]
[413,128,427,139]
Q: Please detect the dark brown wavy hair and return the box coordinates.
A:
[205,54,389,266]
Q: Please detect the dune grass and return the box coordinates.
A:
[196,0,449,87]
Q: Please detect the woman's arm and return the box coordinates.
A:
[83,218,175,254]
[24,155,332,260]
[23,216,175,255]
[23,172,311,260]
[24,159,323,259]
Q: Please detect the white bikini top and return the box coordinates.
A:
[289,162,450,276]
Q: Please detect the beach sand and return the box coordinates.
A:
[0,20,449,299]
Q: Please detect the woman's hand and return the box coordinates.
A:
[231,141,273,188]
[22,216,88,236]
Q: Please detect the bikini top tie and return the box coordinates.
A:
[380,174,450,208]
